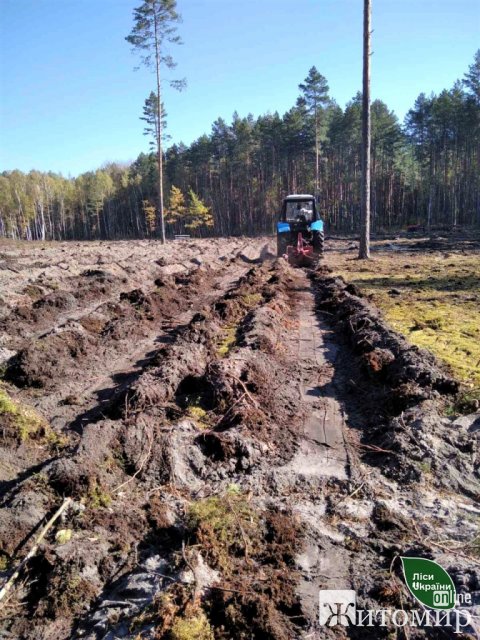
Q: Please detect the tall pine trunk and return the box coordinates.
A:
[154,10,166,244]
[315,111,319,195]
[359,0,371,259]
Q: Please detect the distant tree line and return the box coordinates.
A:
[1,51,479,240]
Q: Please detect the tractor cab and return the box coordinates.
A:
[277,194,324,265]
[284,196,315,224]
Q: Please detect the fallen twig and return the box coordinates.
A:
[214,392,246,427]
[0,497,72,605]
[425,539,480,565]
[332,472,373,509]
[210,584,254,595]
[317,309,334,316]
[223,371,260,409]
[389,554,399,576]
[356,442,394,454]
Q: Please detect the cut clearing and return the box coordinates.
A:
[329,234,480,406]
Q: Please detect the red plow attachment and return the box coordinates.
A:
[286,232,315,267]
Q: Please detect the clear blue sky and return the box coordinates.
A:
[0,0,478,176]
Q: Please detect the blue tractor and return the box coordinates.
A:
[276,194,324,266]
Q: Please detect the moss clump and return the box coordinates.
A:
[177,380,213,428]
[214,285,266,358]
[418,460,432,475]
[447,388,480,415]
[216,323,237,358]
[87,481,111,508]
[241,292,262,307]
[187,405,210,429]
[188,487,258,571]
[44,569,97,618]
[170,612,214,640]
[156,503,303,640]
[55,529,73,545]
[467,535,480,557]
[0,387,59,444]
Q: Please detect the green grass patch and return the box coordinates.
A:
[333,251,480,393]
[417,460,432,475]
[0,387,63,444]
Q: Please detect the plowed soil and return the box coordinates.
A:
[0,237,479,639]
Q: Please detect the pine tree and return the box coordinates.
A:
[299,66,330,194]
[126,0,185,244]
[141,91,169,151]
[463,49,480,102]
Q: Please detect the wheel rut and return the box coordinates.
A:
[287,281,349,479]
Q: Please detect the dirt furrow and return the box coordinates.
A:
[0,257,304,639]
[1,239,479,639]
[0,248,269,500]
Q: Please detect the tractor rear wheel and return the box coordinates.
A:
[312,230,324,257]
